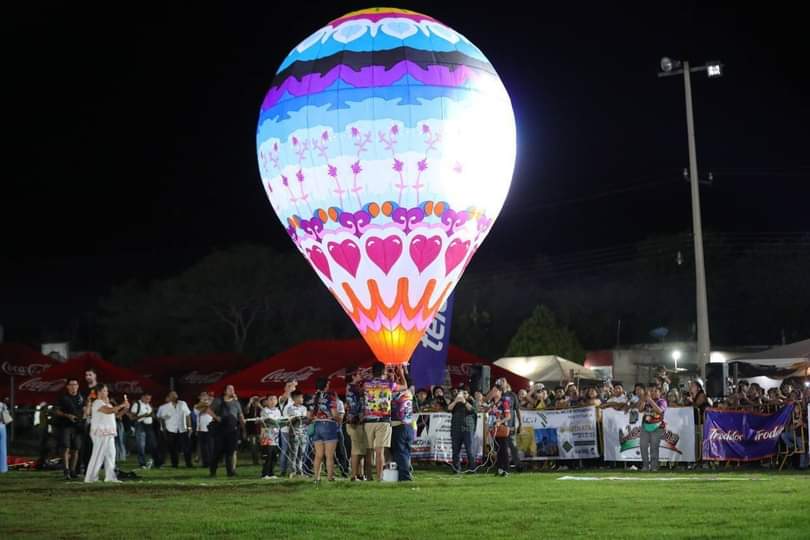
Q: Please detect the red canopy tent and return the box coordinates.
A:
[134,353,255,401]
[7,352,168,405]
[1,344,61,400]
[208,339,530,397]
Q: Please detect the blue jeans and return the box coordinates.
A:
[312,421,338,443]
[452,430,474,471]
[781,431,809,469]
[0,423,7,473]
[279,432,290,474]
[115,421,127,461]
[134,423,157,467]
[391,424,413,481]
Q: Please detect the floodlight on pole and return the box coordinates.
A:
[658,57,723,380]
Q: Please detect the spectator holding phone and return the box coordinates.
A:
[449,388,477,473]
[84,384,128,483]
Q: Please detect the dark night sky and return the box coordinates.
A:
[3,2,808,339]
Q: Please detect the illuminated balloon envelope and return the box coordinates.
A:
[257,8,516,364]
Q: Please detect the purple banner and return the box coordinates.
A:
[702,404,794,461]
[410,293,455,389]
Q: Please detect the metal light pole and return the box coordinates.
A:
[659,57,723,379]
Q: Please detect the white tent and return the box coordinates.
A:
[728,339,810,381]
[494,355,600,383]
[730,339,810,370]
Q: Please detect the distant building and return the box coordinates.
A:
[585,341,768,388]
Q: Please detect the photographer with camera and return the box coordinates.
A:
[54,379,85,480]
[449,387,477,473]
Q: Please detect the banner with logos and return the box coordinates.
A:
[702,404,794,461]
[603,407,696,462]
[517,407,600,460]
[410,294,455,389]
[411,412,483,464]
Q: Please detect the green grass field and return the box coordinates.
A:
[1,459,808,539]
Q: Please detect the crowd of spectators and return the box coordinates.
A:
[2,365,807,477]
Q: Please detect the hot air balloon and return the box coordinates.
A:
[257,7,516,365]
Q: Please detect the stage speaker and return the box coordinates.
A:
[469,365,490,394]
[705,362,729,398]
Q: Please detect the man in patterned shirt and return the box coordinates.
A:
[362,363,400,481]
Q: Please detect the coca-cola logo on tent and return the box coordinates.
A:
[448,363,474,377]
[17,377,144,394]
[327,366,372,379]
[19,377,67,392]
[180,370,227,385]
[110,381,145,394]
[2,361,52,377]
[260,367,320,383]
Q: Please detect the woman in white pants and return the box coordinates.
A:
[85,384,129,483]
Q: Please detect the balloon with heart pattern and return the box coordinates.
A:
[257,7,516,364]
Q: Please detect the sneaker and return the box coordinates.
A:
[146,459,154,470]
[64,469,72,481]
[270,475,278,480]
[262,475,272,480]
[629,465,639,471]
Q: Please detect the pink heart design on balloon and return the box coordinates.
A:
[306,246,331,280]
[327,239,361,277]
[445,238,471,276]
[409,234,442,273]
[365,235,403,275]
